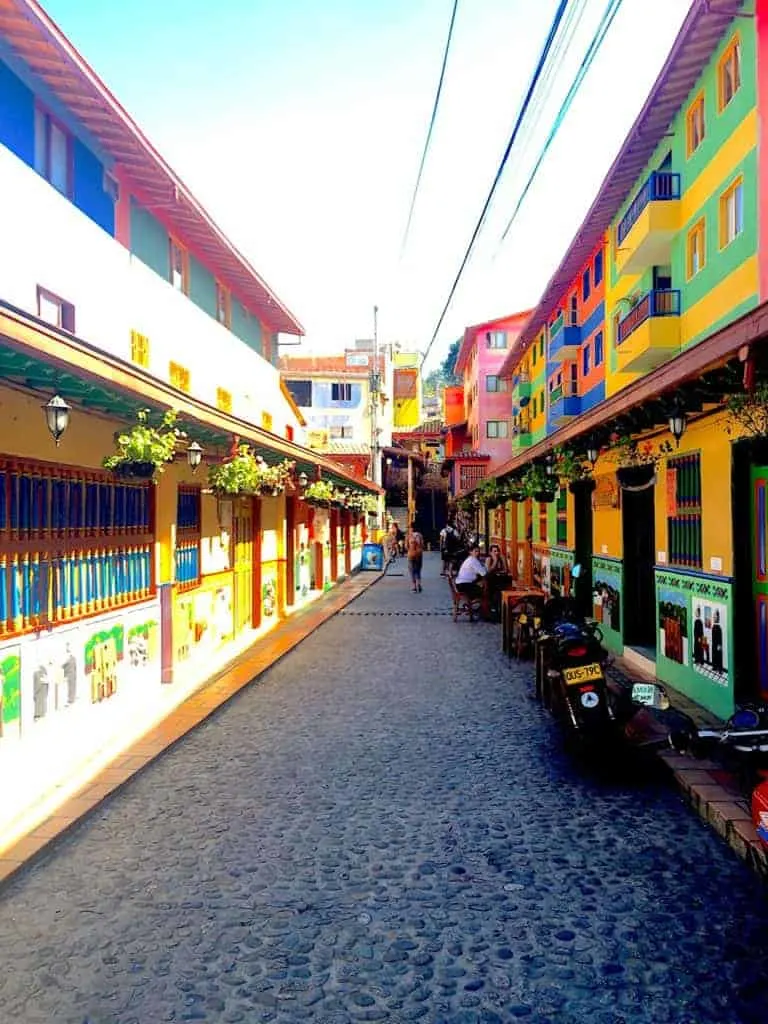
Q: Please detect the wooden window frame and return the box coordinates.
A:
[130,329,150,369]
[719,177,744,250]
[686,92,705,157]
[34,104,74,198]
[666,452,703,570]
[718,34,741,113]
[215,281,231,328]
[686,218,706,279]
[216,387,233,413]
[169,360,191,393]
[169,237,190,295]
[175,485,201,592]
[36,285,75,333]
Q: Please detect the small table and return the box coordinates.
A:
[501,586,546,656]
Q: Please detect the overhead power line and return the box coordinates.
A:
[499,0,625,245]
[400,0,460,258]
[420,0,572,368]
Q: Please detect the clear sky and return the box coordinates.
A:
[42,0,693,369]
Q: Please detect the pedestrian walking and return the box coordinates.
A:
[406,522,424,592]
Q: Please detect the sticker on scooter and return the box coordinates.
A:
[580,691,600,709]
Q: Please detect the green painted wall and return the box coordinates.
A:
[189,255,217,317]
[130,200,169,279]
[231,300,263,356]
[655,569,735,719]
[592,555,623,653]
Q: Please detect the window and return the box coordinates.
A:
[486,420,509,439]
[285,425,294,442]
[487,331,507,349]
[486,374,499,392]
[539,337,545,358]
[169,238,189,293]
[0,457,154,641]
[130,329,150,368]
[569,295,578,327]
[720,178,743,248]
[594,250,603,286]
[686,93,705,156]
[329,425,353,439]
[331,382,352,402]
[582,343,590,377]
[667,453,702,569]
[556,488,568,546]
[34,106,72,197]
[37,286,75,333]
[175,486,201,592]
[261,411,274,432]
[215,282,231,328]
[216,387,232,413]
[718,36,741,112]
[532,345,538,367]
[286,380,312,407]
[687,218,706,278]
[582,269,590,302]
[169,361,191,392]
[594,331,604,367]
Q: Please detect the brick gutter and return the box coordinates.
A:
[608,654,768,880]
[0,568,384,889]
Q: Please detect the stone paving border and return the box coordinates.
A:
[0,569,383,889]
[610,654,768,880]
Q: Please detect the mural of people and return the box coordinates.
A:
[658,591,689,666]
[593,578,621,633]
[692,601,728,684]
[62,642,77,705]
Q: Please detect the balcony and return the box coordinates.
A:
[616,289,681,373]
[512,370,531,404]
[615,171,681,276]
[549,312,581,362]
[0,144,290,431]
[548,380,580,425]
[512,414,532,449]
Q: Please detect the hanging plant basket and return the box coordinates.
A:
[112,460,156,480]
[533,489,556,503]
[616,464,655,488]
[510,490,526,503]
[568,477,596,496]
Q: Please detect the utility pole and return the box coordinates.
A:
[370,305,382,529]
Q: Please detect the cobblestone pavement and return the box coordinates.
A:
[2,554,768,1024]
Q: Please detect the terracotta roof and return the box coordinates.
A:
[314,441,370,456]
[506,0,736,368]
[0,0,303,336]
[280,354,385,377]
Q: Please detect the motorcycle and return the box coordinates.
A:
[536,578,615,750]
[669,700,768,792]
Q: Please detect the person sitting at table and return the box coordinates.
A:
[455,544,487,596]
[486,545,507,575]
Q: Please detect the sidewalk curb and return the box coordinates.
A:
[0,570,384,890]
[610,655,768,881]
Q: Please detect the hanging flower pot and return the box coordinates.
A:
[616,464,655,488]
[533,489,556,503]
[112,460,156,480]
[208,445,295,498]
[103,408,183,480]
[510,490,526,503]
[568,477,596,496]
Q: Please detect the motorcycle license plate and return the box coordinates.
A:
[563,663,603,685]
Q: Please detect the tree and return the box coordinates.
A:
[423,337,461,397]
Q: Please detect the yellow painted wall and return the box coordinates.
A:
[680,108,757,221]
[681,256,758,348]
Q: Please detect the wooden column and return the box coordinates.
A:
[344,510,352,576]
[251,496,262,630]
[330,508,338,580]
[285,495,296,608]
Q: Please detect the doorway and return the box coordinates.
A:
[573,484,594,618]
[233,498,254,634]
[622,484,656,652]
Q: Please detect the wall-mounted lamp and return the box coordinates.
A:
[545,456,556,477]
[187,441,203,472]
[668,404,687,447]
[298,471,309,489]
[586,445,599,467]
[44,394,71,446]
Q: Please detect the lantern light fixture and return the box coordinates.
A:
[44,394,71,446]
[187,441,203,472]
[298,470,309,489]
[586,445,599,467]
[545,455,556,477]
[668,404,687,447]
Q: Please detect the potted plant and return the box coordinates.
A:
[476,477,500,507]
[609,433,672,487]
[208,446,295,497]
[103,408,183,479]
[303,479,335,505]
[553,445,595,494]
[522,463,556,503]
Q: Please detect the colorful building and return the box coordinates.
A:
[0,0,378,846]
[479,0,768,720]
[455,312,531,469]
[280,344,393,479]
[392,349,423,430]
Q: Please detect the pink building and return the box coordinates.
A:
[454,311,531,471]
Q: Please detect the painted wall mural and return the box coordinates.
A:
[174,581,233,665]
[655,570,734,719]
[592,555,622,650]
[549,548,574,597]
[0,646,21,742]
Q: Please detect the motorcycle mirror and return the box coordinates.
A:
[631,682,670,710]
[571,563,582,579]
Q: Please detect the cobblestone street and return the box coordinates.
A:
[1,554,768,1023]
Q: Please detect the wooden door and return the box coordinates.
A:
[751,468,768,698]
[233,498,254,634]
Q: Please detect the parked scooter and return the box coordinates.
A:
[536,568,615,750]
[671,701,768,791]
[612,679,698,753]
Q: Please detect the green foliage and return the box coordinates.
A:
[553,445,590,483]
[607,434,673,468]
[303,480,336,504]
[103,408,183,474]
[726,384,768,437]
[423,337,461,397]
[521,463,554,498]
[209,446,295,496]
[346,491,379,514]
[475,476,500,506]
